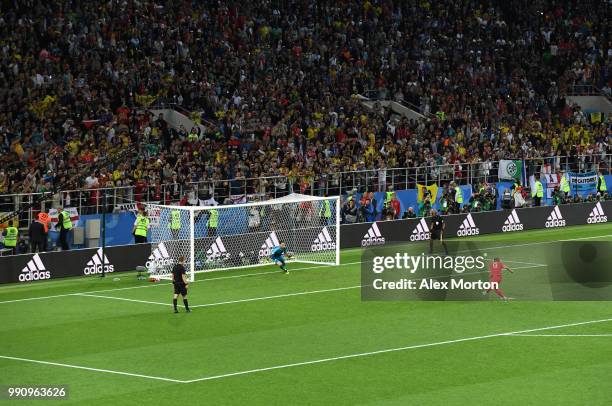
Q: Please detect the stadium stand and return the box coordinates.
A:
[0,0,610,231]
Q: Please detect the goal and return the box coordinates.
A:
[144,194,340,281]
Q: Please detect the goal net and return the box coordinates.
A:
[144,194,340,281]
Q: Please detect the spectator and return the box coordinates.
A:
[0,0,609,216]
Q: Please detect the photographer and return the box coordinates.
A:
[381,201,395,221]
[482,190,495,211]
[468,193,481,212]
[439,192,449,215]
[501,188,513,209]
[342,199,358,224]
[551,186,564,206]
[418,196,432,217]
[402,207,417,219]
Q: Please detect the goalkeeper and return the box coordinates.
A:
[270,242,292,274]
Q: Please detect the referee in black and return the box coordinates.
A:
[429,209,448,255]
[172,256,191,313]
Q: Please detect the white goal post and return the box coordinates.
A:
[143,194,340,281]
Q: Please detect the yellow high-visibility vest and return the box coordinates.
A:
[455,186,463,203]
[61,210,73,230]
[169,210,181,230]
[4,226,17,247]
[320,200,332,218]
[532,181,544,198]
[208,209,219,228]
[560,175,570,193]
[134,215,150,237]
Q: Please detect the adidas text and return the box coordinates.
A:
[83,264,115,275]
[587,215,607,224]
[361,236,385,246]
[311,241,336,251]
[502,223,524,232]
[19,270,51,282]
[457,228,480,237]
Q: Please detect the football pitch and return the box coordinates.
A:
[1,223,612,405]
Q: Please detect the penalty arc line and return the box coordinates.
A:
[182,317,612,383]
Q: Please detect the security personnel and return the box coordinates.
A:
[560,172,571,199]
[207,208,219,237]
[532,178,544,206]
[132,208,150,244]
[385,191,393,204]
[169,209,181,240]
[454,183,463,208]
[598,172,607,194]
[56,206,72,250]
[319,199,332,225]
[2,225,18,255]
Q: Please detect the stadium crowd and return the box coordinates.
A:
[0,0,610,208]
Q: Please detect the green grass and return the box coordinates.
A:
[1,223,612,405]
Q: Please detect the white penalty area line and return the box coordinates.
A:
[76,293,173,307]
[73,264,541,309]
[2,317,611,384]
[183,317,612,382]
[0,231,609,306]
[0,261,362,305]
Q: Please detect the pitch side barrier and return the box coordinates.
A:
[341,201,611,249]
[0,201,609,284]
[0,244,152,284]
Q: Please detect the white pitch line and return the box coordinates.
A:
[0,293,81,304]
[76,264,540,309]
[190,285,361,308]
[77,293,172,307]
[509,334,612,337]
[0,262,361,305]
[0,232,609,306]
[0,354,183,383]
[2,318,611,383]
[503,260,547,267]
[182,317,612,383]
[190,264,543,308]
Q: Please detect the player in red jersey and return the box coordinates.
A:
[484,257,513,300]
